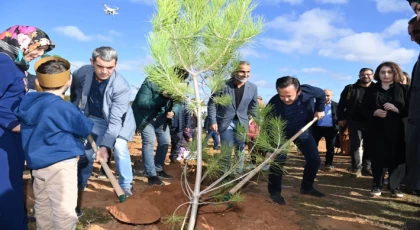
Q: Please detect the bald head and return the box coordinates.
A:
[324,89,333,104]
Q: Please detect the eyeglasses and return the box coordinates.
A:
[359,74,373,77]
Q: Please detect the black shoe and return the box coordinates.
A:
[76,208,83,218]
[413,189,420,196]
[157,170,173,180]
[300,188,326,197]
[148,176,164,186]
[270,195,286,205]
[213,146,220,150]
[362,168,373,176]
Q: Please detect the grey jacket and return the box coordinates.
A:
[70,65,136,149]
[207,79,258,133]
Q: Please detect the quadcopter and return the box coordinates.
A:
[103,4,119,17]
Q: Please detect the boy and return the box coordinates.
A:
[15,56,93,230]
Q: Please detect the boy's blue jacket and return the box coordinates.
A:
[15,92,93,169]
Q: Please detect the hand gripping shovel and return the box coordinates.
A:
[222,117,319,206]
[87,135,161,224]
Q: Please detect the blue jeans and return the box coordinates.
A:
[141,115,170,177]
[204,130,219,148]
[78,116,133,190]
[219,128,246,172]
[268,130,321,195]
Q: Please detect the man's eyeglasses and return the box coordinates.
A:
[359,74,373,77]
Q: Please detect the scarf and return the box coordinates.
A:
[0,25,55,71]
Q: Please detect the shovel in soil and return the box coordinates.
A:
[87,135,161,224]
[222,118,319,207]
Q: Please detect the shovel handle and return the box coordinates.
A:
[228,117,318,195]
[87,135,127,203]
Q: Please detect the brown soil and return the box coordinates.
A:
[24,136,420,230]
[106,199,160,224]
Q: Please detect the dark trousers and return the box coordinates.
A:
[268,131,321,196]
[313,126,336,166]
[347,121,371,170]
[170,128,183,159]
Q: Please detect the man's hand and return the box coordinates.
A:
[11,124,21,133]
[95,146,109,163]
[166,111,174,119]
[210,124,218,132]
[184,128,190,133]
[383,103,399,113]
[314,111,325,120]
[338,120,347,128]
[373,109,387,118]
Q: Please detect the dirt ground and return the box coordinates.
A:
[25,136,420,230]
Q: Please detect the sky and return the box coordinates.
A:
[0,0,418,102]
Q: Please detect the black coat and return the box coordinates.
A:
[360,83,409,168]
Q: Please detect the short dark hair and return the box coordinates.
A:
[359,68,373,75]
[37,60,68,74]
[276,76,300,91]
[37,60,68,90]
[409,16,417,25]
[173,66,189,80]
[373,61,405,83]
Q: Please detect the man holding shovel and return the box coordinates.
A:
[267,76,326,205]
[70,47,136,215]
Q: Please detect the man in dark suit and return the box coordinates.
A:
[207,61,258,172]
[312,89,338,171]
[267,76,326,205]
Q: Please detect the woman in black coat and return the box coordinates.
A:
[361,61,409,198]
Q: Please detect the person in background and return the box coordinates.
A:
[312,89,338,171]
[402,71,411,85]
[204,115,220,150]
[207,61,258,172]
[337,68,375,178]
[360,61,408,198]
[169,103,191,163]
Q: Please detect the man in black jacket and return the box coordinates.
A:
[313,89,338,170]
[406,16,420,196]
[337,68,375,177]
[267,76,326,206]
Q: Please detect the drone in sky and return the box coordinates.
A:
[103,4,119,17]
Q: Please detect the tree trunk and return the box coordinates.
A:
[187,74,203,230]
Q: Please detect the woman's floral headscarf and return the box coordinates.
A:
[0,25,55,71]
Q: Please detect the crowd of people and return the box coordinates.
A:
[1,2,420,229]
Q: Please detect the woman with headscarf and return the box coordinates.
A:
[0,25,54,230]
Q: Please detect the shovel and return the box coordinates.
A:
[87,135,161,224]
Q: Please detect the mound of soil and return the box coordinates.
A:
[106,199,160,224]
[138,182,300,230]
